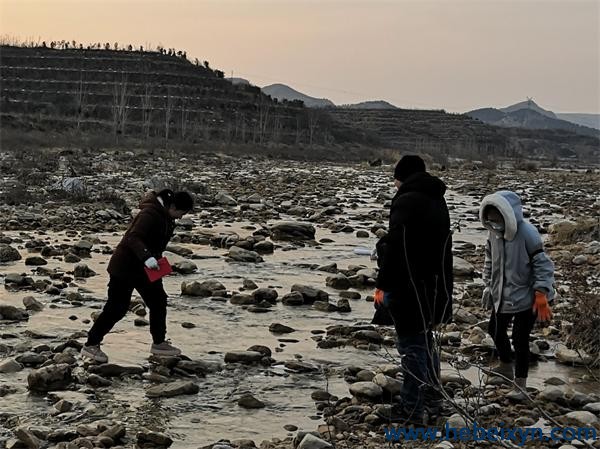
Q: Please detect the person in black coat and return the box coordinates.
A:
[373,155,453,423]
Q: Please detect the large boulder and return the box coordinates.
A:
[270,222,316,241]
[224,351,264,364]
[291,285,329,304]
[181,280,226,297]
[325,274,351,290]
[453,257,475,276]
[0,304,29,321]
[146,381,199,398]
[27,364,72,392]
[349,382,383,401]
[0,244,21,262]
[228,246,263,263]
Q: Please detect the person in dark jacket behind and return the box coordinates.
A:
[81,189,194,363]
[373,155,453,423]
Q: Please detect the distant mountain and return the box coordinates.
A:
[556,113,600,130]
[341,100,398,110]
[500,100,556,119]
[468,100,599,138]
[262,83,335,108]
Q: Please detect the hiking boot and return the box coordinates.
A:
[506,377,528,402]
[81,344,108,363]
[150,340,182,357]
[484,361,514,384]
[375,403,425,426]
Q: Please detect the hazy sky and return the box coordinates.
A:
[1,0,599,112]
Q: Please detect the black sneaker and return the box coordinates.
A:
[375,403,425,426]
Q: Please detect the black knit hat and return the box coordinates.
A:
[394,155,426,181]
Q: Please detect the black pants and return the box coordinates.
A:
[488,308,536,378]
[86,274,168,346]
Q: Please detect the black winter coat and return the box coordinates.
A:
[374,172,453,335]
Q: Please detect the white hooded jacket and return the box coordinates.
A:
[480,191,555,313]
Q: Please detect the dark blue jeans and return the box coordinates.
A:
[396,330,440,416]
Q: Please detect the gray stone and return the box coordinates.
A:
[27,364,72,392]
[0,244,21,262]
[238,393,265,409]
[87,374,112,387]
[453,257,475,276]
[146,381,199,398]
[253,288,278,303]
[172,261,198,274]
[0,358,24,373]
[254,241,274,254]
[0,304,29,321]
[23,296,44,312]
[297,434,332,449]
[562,411,599,426]
[224,351,264,364]
[282,291,305,306]
[137,429,173,448]
[348,382,383,401]
[583,402,600,414]
[215,192,238,206]
[446,413,468,428]
[181,280,226,297]
[88,364,144,377]
[269,323,295,334]
[291,285,329,303]
[270,222,316,241]
[228,246,263,263]
[372,373,403,396]
[15,427,43,449]
[25,256,47,266]
[73,264,96,278]
[325,274,351,290]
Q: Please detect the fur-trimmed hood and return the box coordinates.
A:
[479,191,523,241]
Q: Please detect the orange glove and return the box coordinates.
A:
[374,288,384,307]
[532,291,552,322]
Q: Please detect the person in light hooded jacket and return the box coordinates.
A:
[480,190,554,401]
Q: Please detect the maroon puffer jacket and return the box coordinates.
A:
[107,192,176,278]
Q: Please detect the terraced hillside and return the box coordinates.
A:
[330,108,600,162]
[0,45,334,145]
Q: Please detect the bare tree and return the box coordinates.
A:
[164,88,175,147]
[179,99,190,141]
[141,83,153,140]
[307,109,319,146]
[111,75,130,141]
[74,69,88,130]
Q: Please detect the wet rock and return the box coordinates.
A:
[87,374,112,387]
[253,288,278,304]
[297,434,332,449]
[446,414,468,428]
[177,359,221,375]
[15,427,43,449]
[254,241,274,254]
[228,246,264,263]
[372,373,403,396]
[0,304,29,321]
[247,345,272,357]
[356,230,370,238]
[181,280,226,297]
[135,318,149,326]
[291,285,329,303]
[270,222,316,241]
[73,264,96,278]
[325,274,350,290]
[25,256,47,266]
[544,377,567,386]
[87,363,144,377]
[352,330,383,344]
[317,263,337,273]
[137,429,173,448]
[282,291,305,306]
[0,244,21,262]
[238,393,265,409]
[146,380,199,398]
[339,291,361,300]
[243,279,259,290]
[453,257,475,276]
[224,351,263,364]
[215,192,238,206]
[583,402,600,414]
[16,353,48,367]
[0,358,24,373]
[284,361,318,373]
[348,382,383,401]
[27,364,72,392]
[313,300,338,312]
[269,323,295,334]
[454,308,477,325]
[555,344,591,366]
[22,296,44,312]
[336,299,351,313]
[562,411,599,426]
[172,260,198,274]
[181,322,196,329]
[54,399,73,413]
[230,294,258,305]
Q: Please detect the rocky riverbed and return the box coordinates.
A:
[1,150,599,449]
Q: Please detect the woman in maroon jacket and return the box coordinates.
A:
[81,189,193,363]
